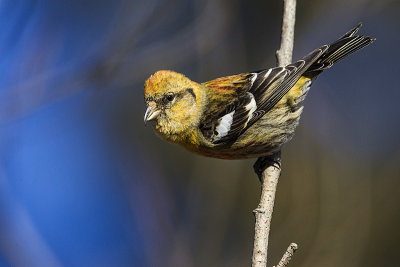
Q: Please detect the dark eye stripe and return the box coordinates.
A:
[186,88,196,100]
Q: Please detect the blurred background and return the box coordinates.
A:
[0,0,399,266]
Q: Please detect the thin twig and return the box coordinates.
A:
[273,243,298,267]
[251,1,297,267]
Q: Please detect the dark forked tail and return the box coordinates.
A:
[305,23,375,77]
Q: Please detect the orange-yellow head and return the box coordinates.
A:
[144,70,203,143]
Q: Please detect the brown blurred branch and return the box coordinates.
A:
[251,1,297,267]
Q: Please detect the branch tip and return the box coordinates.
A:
[274,243,298,267]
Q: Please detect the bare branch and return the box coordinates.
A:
[276,0,296,67]
[274,243,298,267]
[252,152,282,267]
[251,0,297,266]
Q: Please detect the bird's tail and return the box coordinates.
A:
[305,23,375,76]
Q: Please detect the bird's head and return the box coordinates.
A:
[144,70,202,142]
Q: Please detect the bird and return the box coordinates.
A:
[143,23,375,159]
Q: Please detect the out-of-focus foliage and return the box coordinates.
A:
[0,0,399,266]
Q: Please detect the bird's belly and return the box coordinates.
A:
[231,105,303,158]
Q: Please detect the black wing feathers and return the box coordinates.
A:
[339,22,362,39]
[249,47,325,118]
[205,93,255,144]
[200,24,374,146]
[214,93,254,144]
[305,24,375,75]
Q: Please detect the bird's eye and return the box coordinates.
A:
[166,93,174,102]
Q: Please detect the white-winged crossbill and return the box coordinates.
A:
[144,23,374,159]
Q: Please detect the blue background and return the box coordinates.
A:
[0,0,399,266]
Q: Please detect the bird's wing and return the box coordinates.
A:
[200,47,327,146]
[199,91,257,144]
